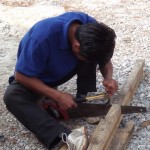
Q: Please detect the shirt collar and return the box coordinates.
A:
[60,19,83,50]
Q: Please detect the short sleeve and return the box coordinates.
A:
[15,38,49,77]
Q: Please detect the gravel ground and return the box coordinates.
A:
[0,0,150,149]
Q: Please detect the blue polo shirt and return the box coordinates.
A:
[11,12,97,85]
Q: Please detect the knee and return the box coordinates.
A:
[3,90,12,107]
[3,86,18,108]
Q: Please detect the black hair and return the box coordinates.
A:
[74,22,116,68]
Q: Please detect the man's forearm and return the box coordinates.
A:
[100,60,113,80]
[15,71,61,101]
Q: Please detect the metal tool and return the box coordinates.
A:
[43,93,109,120]
[42,93,148,120]
[67,103,148,118]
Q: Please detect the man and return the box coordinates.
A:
[3,12,118,150]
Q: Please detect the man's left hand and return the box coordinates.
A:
[102,79,118,96]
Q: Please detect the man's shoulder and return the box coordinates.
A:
[30,12,96,32]
[58,11,96,22]
[59,11,87,18]
[34,12,86,26]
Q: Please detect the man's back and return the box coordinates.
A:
[10,12,97,85]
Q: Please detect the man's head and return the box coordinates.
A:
[72,22,116,67]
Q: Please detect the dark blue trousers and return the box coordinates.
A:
[3,61,97,149]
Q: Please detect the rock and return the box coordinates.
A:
[25,146,30,150]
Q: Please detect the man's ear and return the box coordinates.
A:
[74,40,80,48]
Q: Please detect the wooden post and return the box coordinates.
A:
[114,59,145,105]
[88,59,145,150]
[108,121,135,150]
[88,105,122,150]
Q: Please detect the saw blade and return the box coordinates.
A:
[67,104,147,118]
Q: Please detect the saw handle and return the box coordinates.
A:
[42,102,69,120]
[74,93,110,103]
[75,97,110,106]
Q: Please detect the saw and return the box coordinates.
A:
[67,103,148,118]
[42,93,148,120]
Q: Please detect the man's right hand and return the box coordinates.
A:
[56,92,77,110]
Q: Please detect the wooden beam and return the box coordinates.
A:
[88,105,122,150]
[59,144,67,150]
[108,121,135,150]
[114,59,145,105]
[88,59,145,150]
[141,120,150,128]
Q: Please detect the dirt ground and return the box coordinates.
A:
[0,0,150,149]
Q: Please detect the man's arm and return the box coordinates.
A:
[99,60,118,96]
[15,72,77,110]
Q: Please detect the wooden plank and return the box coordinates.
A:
[88,59,145,150]
[108,121,135,150]
[88,104,122,150]
[59,144,67,150]
[114,59,145,105]
[140,120,150,128]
